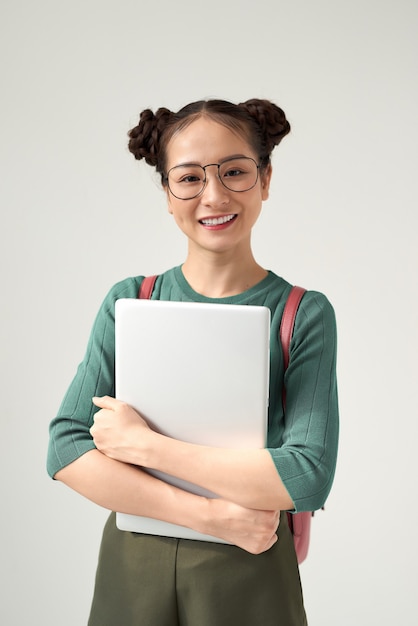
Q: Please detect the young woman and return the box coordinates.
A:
[47,98,339,625]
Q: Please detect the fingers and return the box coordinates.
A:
[206,499,281,554]
[240,527,279,555]
[265,532,279,552]
[92,395,121,410]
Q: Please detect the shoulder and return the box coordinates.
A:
[98,267,178,313]
[99,276,143,312]
[298,289,337,326]
[264,274,335,318]
[292,289,338,353]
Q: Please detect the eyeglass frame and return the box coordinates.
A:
[163,156,261,201]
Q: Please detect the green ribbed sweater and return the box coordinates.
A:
[47,266,339,512]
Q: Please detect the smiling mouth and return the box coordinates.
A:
[199,214,237,226]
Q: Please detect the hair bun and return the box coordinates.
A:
[240,99,291,154]
[128,107,174,166]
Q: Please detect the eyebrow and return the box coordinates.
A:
[170,154,250,168]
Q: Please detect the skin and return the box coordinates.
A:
[56,117,294,554]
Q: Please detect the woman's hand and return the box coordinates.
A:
[203,498,281,555]
[90,396,153,465]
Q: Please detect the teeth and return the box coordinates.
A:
[201,215,235,226]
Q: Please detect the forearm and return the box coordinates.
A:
[142,433,294,511]
[54,449,210,530]
[90,396,293,511]
[54,449,281,554]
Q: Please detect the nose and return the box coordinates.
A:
[201,165,230,204]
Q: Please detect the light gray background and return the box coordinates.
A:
[1,1,417,624]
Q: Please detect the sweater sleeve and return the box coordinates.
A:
[267,291,339,513]
[46,277,141,478]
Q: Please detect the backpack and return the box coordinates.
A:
[138,275,314,564]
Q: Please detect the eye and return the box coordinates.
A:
[223,167,244,178]
[179,174,202,184]
[171,166,204,185]
[220,158,254,180]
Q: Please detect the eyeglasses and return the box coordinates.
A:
[165,156,260,200]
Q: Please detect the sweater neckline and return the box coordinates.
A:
[173,265,280,304]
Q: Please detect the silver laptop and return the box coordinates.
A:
[114,298,270,543]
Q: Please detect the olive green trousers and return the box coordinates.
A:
[88,511,307,626]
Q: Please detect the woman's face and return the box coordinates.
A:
[164,117,271,257]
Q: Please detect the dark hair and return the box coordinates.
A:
[127,99,291,185]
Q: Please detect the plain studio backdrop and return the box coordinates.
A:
[1,1,417,624]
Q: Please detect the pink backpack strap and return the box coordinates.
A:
[280,286,313,566]
[280,285,306,371]
[280,286,306,406]
[138,275,158,299]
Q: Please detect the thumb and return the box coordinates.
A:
[92,395,118,410]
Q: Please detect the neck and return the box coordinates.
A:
[181,248,267,298]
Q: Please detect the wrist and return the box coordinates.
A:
[137,429,165,468]
[192,496,215,536]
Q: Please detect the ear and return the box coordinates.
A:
[261,164,272,201]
